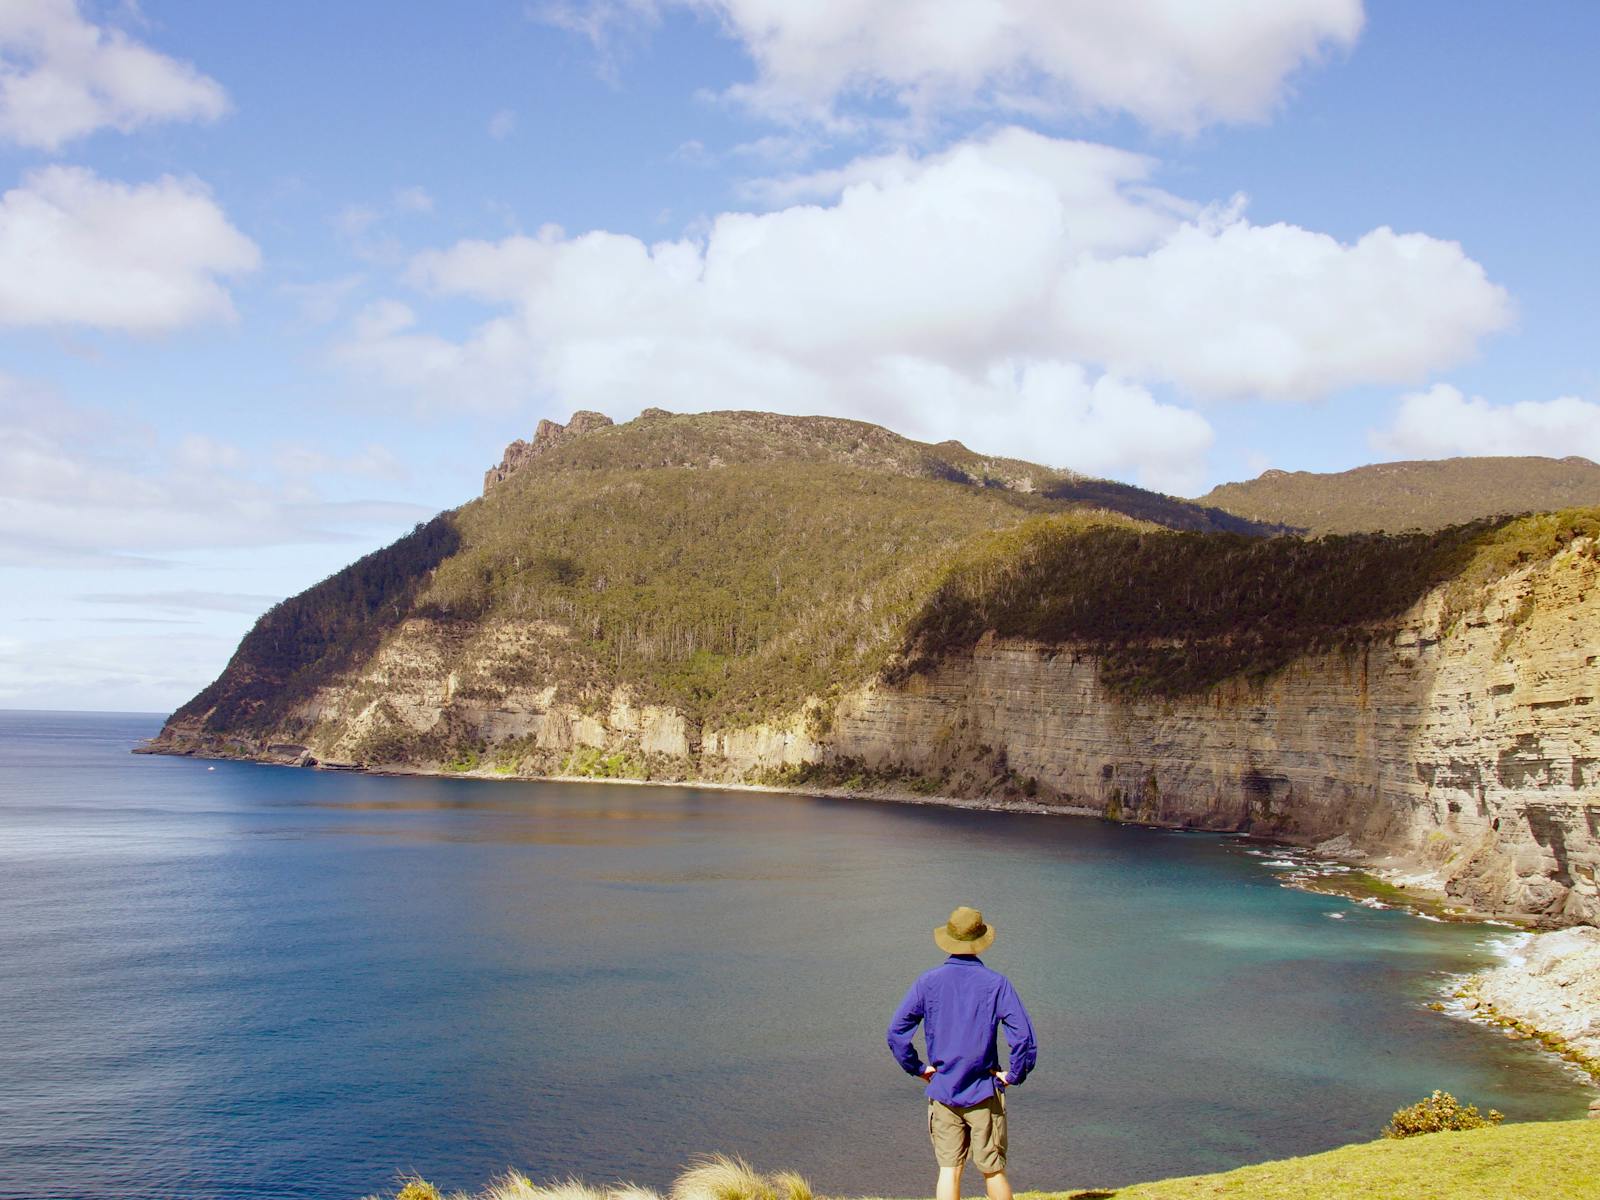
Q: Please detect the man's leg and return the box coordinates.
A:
[929,1101,969,1200]
[981,1171,1011,1200]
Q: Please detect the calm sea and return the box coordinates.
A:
[0,710,1588,1199]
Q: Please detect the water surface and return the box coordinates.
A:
[0,710,1587,1199]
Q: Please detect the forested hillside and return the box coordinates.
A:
[165,410,1600,746]
[1198,455,1600,534]
[169,411,1257,735]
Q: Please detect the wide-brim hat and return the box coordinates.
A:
[934,905,995,955]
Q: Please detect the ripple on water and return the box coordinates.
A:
[0,711,1590,1200]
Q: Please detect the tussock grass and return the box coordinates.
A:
[367,1155,814,1200]
[672,1155,813,1200]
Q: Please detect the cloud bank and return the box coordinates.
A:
[0,376,429,567]
[1373,384,1600,463]
[338,128,1508,492]
[0,0,228,149]
[0,166,259,332]
[547,0,1364,133]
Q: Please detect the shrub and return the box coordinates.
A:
[1383,1090,1504,1138]
[373,1178,450,1200]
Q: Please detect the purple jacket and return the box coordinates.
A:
[887,954,1038,1106]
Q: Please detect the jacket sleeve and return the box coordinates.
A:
[886,978,927,1076]
[997,979,1037,1085]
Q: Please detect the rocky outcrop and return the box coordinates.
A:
[1461,928,1600,1078]
[149,536,1600,928]
[483,410,614,494]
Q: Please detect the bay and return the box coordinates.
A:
[0,710,1587,1199]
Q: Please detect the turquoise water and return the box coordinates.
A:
[0,710,1588,1199]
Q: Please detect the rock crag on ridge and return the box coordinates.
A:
[483,410,615,494]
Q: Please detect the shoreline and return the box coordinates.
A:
[1441,928,1600,1090]
[135,741,1513,915]
[142,741,1600,1098]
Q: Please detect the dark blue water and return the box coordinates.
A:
[0,711,1587,1199]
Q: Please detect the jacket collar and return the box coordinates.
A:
[944,954,984,966]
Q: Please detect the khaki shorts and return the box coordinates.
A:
[928,1091,1007,1173]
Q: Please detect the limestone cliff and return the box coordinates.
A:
[816,534,1600,926]
[151,528,1600,928]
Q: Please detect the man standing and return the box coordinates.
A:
[887,907,1038,1200]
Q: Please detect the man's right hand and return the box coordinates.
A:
[919,1065,936,1081]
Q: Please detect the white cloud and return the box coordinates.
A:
[335,127,1508,488]
[81,590,283,614]
[273,442,409,482]
[1371,384,1600,463]
[1058,218,1512,400]
[394,185,435,214]
[0,375,430,566]
[0,165,259,332]
[549,0,1365,134]
[0,629,239,711]
[0,0,228,149]
[280,273,364,327]
[334,188,439,263]
[488,108,516,139]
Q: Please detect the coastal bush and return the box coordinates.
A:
[389,1178,451,1200]
[564,746,646,780]
[1382,1090,1504,1138]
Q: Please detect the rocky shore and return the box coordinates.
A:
[1453,927,1600,1091]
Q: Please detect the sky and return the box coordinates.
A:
[2,1,1598,712]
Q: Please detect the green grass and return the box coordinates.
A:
[1022,1120,1596,1200]
[372,1124,1595,1200]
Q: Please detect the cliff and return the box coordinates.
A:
[146,411,1600,928]
[816,532,1600,926]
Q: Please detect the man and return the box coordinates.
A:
[887,906,1038,1200]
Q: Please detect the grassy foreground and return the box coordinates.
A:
[1026,1120,1596,1200]
[373,1123,1595,1200]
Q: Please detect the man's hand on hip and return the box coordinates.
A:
[919,1065,936,1081]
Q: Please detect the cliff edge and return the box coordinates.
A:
[146,411,1600,928]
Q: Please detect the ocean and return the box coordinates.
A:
[0,709,1587,1199]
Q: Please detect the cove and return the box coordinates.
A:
[0,710,1588,1200]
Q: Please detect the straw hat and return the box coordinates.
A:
[934,906,995,954]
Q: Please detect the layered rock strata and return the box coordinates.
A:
[152,537,1600,928]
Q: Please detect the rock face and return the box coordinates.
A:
[808,537,1600,925]
[152,535,1600,928]
[483,411,614,494]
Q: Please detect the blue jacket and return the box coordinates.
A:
[887,955,1038,1106]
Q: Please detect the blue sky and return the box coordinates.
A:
[2,1,1597,711]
